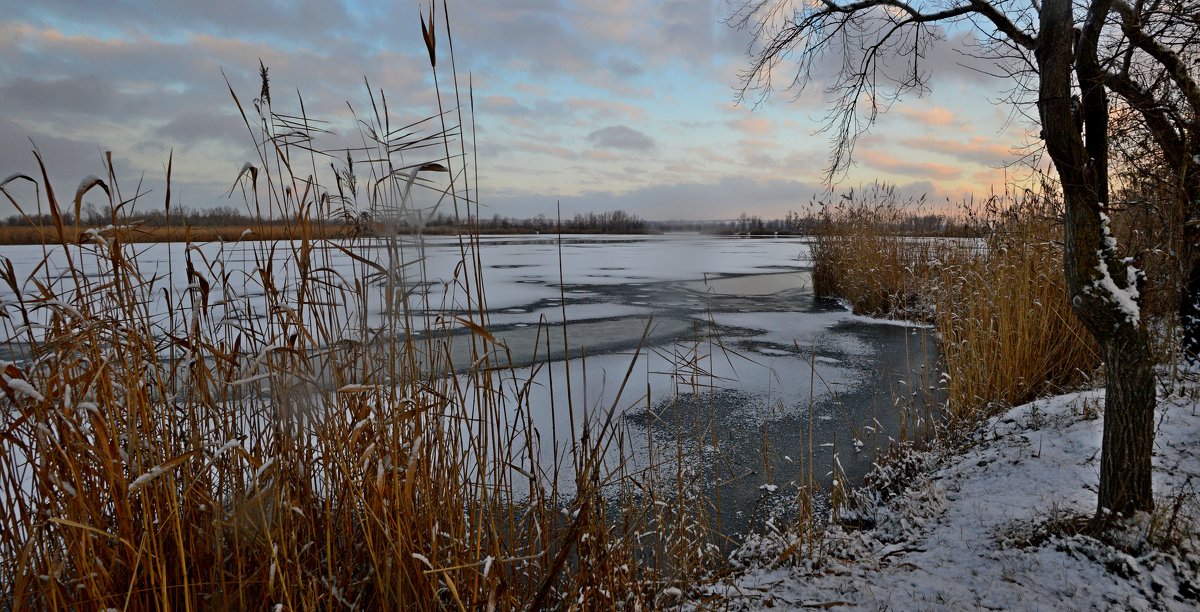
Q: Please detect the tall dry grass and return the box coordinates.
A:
[932,192,1100,420]
[0,10,714,609]
[809,186,1101,423]
[810,185,952,321]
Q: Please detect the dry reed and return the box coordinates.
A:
[933,192,1100,420]
[810,185,947,321]
[0,9,714,609]
[808,185,1101,424]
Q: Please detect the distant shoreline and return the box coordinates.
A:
[0,224,824,246]
[0,224,661,246]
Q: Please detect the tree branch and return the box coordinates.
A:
[735,0,1041,181]
[966,0,1038,50]
[1111,0,1200,117]
[1101,69,1187,161]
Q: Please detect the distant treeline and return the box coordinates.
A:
[704,211,980,237]
[458,209,974,237]
[0,207,656,237]
[3,205,269,229]
[438,209,650,234]
[0,205,978,243]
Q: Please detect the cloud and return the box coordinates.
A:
[922,29,1014,86]
[728,116,773,136]
[491,176,821,220]
[574,0,636,41]
[565,98,647,122]
[899,135,1017,167]
[511,141,578,159]
[896,106,958,127]
[606,55,644,77]
[450,2,597,77]
[0,76,119,116]
[0,117,159,218]
[488,175,954,220]
[582,150,622,162]
[8,0,357,47]
[587,125,655,151]
[858,150,962,181]
[0,0,1017,222]
[649,0,747,70]
[152,110,244,148]
[479,95,526,115]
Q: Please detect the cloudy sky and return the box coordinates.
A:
[0,1,1033,221]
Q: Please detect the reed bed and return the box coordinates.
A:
[0,13,716,609]
[932,193,1099,420]
[810,185,953,321]
[809,186,1101,423]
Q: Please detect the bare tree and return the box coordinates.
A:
[732,0,1199,516]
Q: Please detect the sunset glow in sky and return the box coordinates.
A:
[1,1,1035,220]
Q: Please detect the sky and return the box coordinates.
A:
[0,0,1037,222]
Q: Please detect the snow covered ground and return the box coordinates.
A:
[702,370,1200,610]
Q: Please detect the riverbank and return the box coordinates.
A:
[698,366,1200,609]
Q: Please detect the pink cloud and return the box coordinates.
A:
[897,106,958,127]
[574,0,637,42]
[689,146,734,166]
[900,136,1016,166]
[859,150,962,181]
[565,97,646,121]
[481,95,524,113]
[511,141,577,160]
[514,82,548,96]
[582,150,621,162]
[728,116,773,136]
[972,168,1007,185]
[737,137,780,151]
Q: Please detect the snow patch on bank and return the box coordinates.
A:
[699,373,1200,609]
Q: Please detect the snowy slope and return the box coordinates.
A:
[701,371,1200,610]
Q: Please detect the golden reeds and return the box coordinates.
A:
[810,185,947,321]
[809,186,1102,423]
[932,194,1100,420]
[0,10,711,609]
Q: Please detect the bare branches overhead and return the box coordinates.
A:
[731,0,1040,180]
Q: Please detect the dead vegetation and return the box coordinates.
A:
[0,12,719,609]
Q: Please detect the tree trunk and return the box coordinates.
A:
[1038,0,1156,516]
[1099,326,1156,513]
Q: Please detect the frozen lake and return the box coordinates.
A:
[433,233,938,535]
[0,233,938,536]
